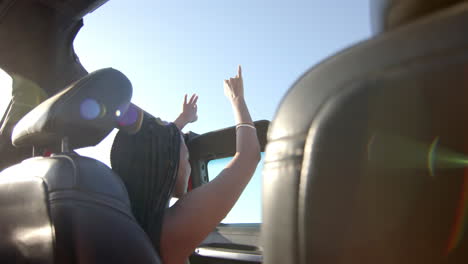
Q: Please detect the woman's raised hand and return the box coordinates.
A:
[174,93,198,130]
[181,94,198,123]
[224,65,244,102]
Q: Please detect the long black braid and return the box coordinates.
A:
[110,112,181,253]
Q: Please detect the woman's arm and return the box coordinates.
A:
[174,94,198,130]
[160,65,261,264]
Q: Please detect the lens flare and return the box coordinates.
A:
[367,133,468,175]
[428,137,439,177]
[446,173,468,255]
[367,133,432,170]
[98,103,107,118]
[117,104,139,127]
[429,139,468,178]
[80,99,101,120]
[367,133,468,255]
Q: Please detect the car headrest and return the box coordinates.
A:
[370,0,466,34]
[12,68,132,150]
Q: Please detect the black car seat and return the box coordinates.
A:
[262,0,468,263]
[0,68,161,263]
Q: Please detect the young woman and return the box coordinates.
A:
[111,65,260,264]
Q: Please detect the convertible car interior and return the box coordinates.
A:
[1,0,468,263]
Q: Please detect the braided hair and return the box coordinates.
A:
[110,113,181,253]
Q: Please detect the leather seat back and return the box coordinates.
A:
[263,2,468,264]
[1,154,162,263]
[0,172,54,263]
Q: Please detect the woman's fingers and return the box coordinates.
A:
[224,65,244,101]
[189,94,197,105]
[184,94,188,105]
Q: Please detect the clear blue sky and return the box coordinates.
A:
[208,154,266,223]
[0,0,371,223]
[73,0,371,164]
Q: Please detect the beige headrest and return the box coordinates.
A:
[370,0,467,34]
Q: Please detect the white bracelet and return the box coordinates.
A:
[236,123,256,130]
